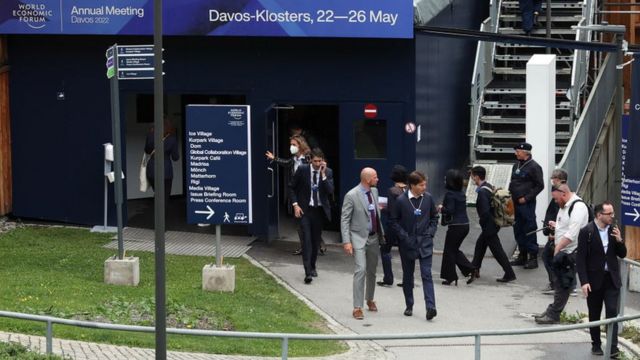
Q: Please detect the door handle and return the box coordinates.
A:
[267,167,274,198]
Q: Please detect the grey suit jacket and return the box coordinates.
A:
[340,185,384,249]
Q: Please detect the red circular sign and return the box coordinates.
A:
[364,104,377,119]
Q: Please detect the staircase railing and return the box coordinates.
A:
[559,51,616,189]
[569,0,597,127]
[469,0,501,163]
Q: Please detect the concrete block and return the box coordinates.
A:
[629,264,640,292]
[104,256,140,286]
[202,264,235,292]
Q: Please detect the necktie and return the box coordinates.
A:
[366,191,378,235]
[312,171,319,207]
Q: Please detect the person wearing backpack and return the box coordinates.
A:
[508,142,545,270]
[575,201,626,357]
[469,166,516,283]
[535,183,589,324]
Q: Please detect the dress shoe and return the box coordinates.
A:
[533,311,547,320]
[591,344,603,355]
[377,281,393,287]
[304,275,312,284]
[311,270,318,277]
[524,255,538,269]
[441,279,457,286]
[397,283,404,287]
[426,308,437,321]
[496,275,516,283]
[610,347,620,358]
[534,315,559,324]
[510,253,526,266]
[292,248,302,255]
[367,300,378,312]
[319,247,326,256]
[466,270,478,285]
[352,307,364,320]
[403,308,413,316]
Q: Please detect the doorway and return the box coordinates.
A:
[269,104,341,244]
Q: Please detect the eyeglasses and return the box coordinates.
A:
[601,212,614,216]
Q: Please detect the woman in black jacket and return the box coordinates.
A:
[145,118,180,203]
[439,169,475,285]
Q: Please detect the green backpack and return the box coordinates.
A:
[481,186,515,227]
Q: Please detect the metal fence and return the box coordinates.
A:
[559,51,616,190]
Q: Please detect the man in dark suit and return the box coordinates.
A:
[390,171,439,321]
[470,166,516,283]
[289,148,334,284]
[576,201,626,357]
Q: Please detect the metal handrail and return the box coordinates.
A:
[1,308,639,359]
[559,51,616,190]
[469,0,500,163]
[569,0,596,123]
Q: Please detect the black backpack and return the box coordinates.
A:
[568,199,595,223]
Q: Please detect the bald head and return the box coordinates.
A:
[360,167,379,189]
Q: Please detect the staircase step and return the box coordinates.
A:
[477,131,571,140]
[499,27,577,35]
[485,87,568,95]
[480,115,571,124]
[500,14,582,22]
[494,67,572,75]
[502,1,583,9]
[475,144,567,154]
[483,100,571,110]
[494,54,574,62]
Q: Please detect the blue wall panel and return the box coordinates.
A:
[415,0,489,202]
[9,35,414,235]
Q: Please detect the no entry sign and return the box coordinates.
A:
[364,104,377,119]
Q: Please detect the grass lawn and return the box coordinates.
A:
[0,226,347,357]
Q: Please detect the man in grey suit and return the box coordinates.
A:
[341,168,384,320]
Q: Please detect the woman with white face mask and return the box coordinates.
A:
[266,135,327,255]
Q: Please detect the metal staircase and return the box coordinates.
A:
[470,0,597,163]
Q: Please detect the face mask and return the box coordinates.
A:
[290,145,299,155]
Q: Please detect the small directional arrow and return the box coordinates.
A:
[624,208,640,222]
[195,205,215,220]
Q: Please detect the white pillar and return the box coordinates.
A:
[526,54,556,246]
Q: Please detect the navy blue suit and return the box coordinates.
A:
[576,222,627,350]
[390,191,438,310]
[289,164,334,277]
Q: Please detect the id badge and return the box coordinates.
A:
[515,169,521,175]
[414,208,422,216]
[368,203,375,211]
[312,184,319,191]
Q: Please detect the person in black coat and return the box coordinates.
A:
[289,148,334,284]
[145,118,180,202]
[438,169,475,285]
[508,142,545,269]
[576,201,626,357]
[541,169,568,294]
[390,171,439,320]
[377,164,408,286]
[470,166,516,283]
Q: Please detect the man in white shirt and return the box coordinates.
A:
[535,183,589,324]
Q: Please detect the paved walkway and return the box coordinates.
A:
[2,214,640,359]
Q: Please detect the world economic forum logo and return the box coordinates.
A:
[12,1,53,30]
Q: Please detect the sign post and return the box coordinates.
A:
[186,104,252,292]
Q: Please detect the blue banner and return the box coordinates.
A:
[0,0,413,38]
[185,105,252,225]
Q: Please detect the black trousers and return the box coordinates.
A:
[440,224,474,281]
[148,177,172,204]
[587,274,620,350]
[300,207,325,276]
[471,230,515,278]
